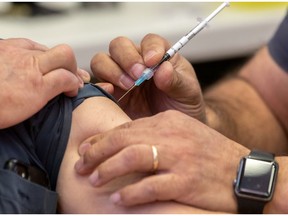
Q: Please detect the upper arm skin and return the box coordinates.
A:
[56,96,216,213]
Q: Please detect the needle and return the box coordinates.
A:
[118,1,229,102]
[118,85,136,102]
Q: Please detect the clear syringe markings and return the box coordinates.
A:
[118,1,230,102]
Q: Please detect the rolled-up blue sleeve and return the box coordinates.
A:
[268,11,288,72]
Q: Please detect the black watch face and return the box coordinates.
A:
[236,157,277,199]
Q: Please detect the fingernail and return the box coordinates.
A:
[110,192,122,205]
[130,63,146,78]
[119,74,134,89]
[78,69,91,83]
[144,50,157,62]
[79,142,91,156]
[77,74,84,88]
[89,170,100,186]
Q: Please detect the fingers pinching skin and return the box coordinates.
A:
[75,140,118,175]
[75,129,134,174]
[88,144,159,186]
[0,38,85,128]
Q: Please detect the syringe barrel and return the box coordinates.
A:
[186,21,207,40]
[166,36,189,57]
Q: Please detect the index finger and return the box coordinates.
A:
[75,121,153,175]
[90,52,135,90]
[109,36,146,80]
[140,34,171,66]
[75,130,129,175]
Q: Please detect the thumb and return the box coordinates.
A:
[154,49,200,99]
[153,61,189,99]
[42,68,80,100]
[38,44,78,75]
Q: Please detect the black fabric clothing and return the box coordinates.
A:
[0,83,115,213]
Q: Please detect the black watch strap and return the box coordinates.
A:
[237,194,266,214]
[236,150,275,214]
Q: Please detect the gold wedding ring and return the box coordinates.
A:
[151,145,159,173]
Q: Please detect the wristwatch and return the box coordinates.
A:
[233,150,278,213]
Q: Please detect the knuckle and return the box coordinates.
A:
[119,121,133,130]
[183,174,197,194]
[108,125,133,146]
[119,188,134,205]
[108,130,124,148]
[83,145,98,164]
[121,146,140,169]
[89,134,104,145]
[143,182,158,198]
[103,130,130,155]
[98,162,113,178]
[23,38,46,50]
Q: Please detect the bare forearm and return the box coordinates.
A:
[204,59,288,153]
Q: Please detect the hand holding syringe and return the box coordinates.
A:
[118,1,229,102]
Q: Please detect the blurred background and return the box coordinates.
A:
[1,2,287,88]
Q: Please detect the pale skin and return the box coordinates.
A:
[56,96,220,213]
[75,110,288,213]
[0,38,90,129]
[75,34,288,213]
[1,38,218,213]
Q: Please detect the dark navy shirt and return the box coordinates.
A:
[0,84,115,213]
[268,12,288,72]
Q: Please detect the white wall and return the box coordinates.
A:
[0,2,286,71]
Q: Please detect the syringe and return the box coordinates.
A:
[118,1,229,102]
